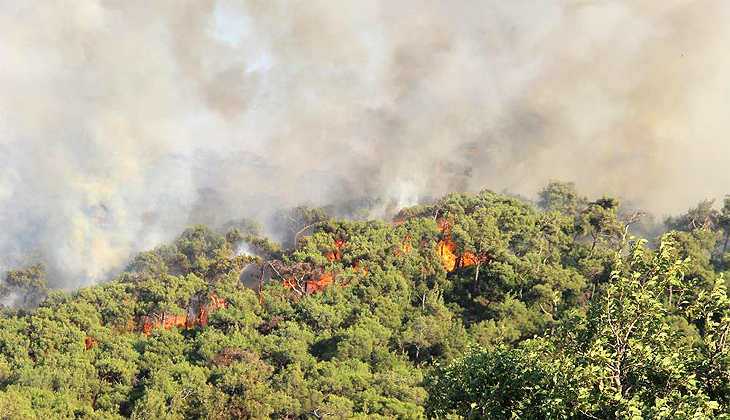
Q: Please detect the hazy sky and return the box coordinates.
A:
[1,0,729,287]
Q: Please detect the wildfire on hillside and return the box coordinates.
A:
[307,272,334,293]
[283,271,336,295]
[326,238,344,261]
[138,293,227,335]
[437,219,488,272]
[393,235,411,257]
[353,260,370,275]
[85,335,100,350]
[282,237,374,295]
[402,235,411,253]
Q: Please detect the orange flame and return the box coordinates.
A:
[285,236,375,295]
[394,235,411,257]
[197,295,226,326]
[210,294,226,309]
[309,272,334,293]
[283,278,298,289]
[353,260,370,275]
[402,235,411,253]
[84,336,99,350]
[437,237,459,271]
[163,315,188,330]
[438,219,448,232]
[283,272,336,294]
[326,238,344,260]
[461,252,483,266]
[139,293,227,335]
[436,219,487,272]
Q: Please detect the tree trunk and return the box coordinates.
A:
[590,232,598,256]
[293,222,318,250]
[258,263,265,305]
[712,232,730,267]
[590,277,599,301]
[473,260,481,295]
[614,361,623,397]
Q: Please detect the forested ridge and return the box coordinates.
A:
[2,182,730,419]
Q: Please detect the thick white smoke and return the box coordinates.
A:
[1,0,729,287]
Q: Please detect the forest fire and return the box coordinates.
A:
[353,260,370,275]
[199,294,227,325]
[326,238,344,260]
[394,235,411,257]
[283,271,335,294]
[437,220,487,272]
[437,237,459,271]
[85,335,99,350]
[210,294,226,309]
[308,272,334,293]
[282,236,374,295]
[139,293,227,335]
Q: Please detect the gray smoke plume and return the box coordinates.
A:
[1,0,729,287]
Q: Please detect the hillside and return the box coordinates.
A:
[1,183,730,419]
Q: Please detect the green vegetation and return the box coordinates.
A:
[2,182,730,419]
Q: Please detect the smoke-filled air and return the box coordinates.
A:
[7,2,730,419]
[2,0,729,287]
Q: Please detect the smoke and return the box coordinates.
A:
[234,242,253,257]
[1,0,729,287]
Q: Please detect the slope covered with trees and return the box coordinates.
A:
[1,182,730,419]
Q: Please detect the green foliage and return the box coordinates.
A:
[538,180,586,216]
[426,238,730,419]
[3,185,730,419]
[2,264,47,308]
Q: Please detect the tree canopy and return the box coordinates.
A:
[2,185,730,419]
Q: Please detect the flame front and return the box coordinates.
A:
[283,272,336,294]
[326,238,344,261]
[437,237,459,271]
[437,219,487,272]
[283,237,375,295]
[309,272,334,293]
[139,294,227,335]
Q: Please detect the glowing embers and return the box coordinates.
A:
[437,219,487,272]
[139,293,227,335]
